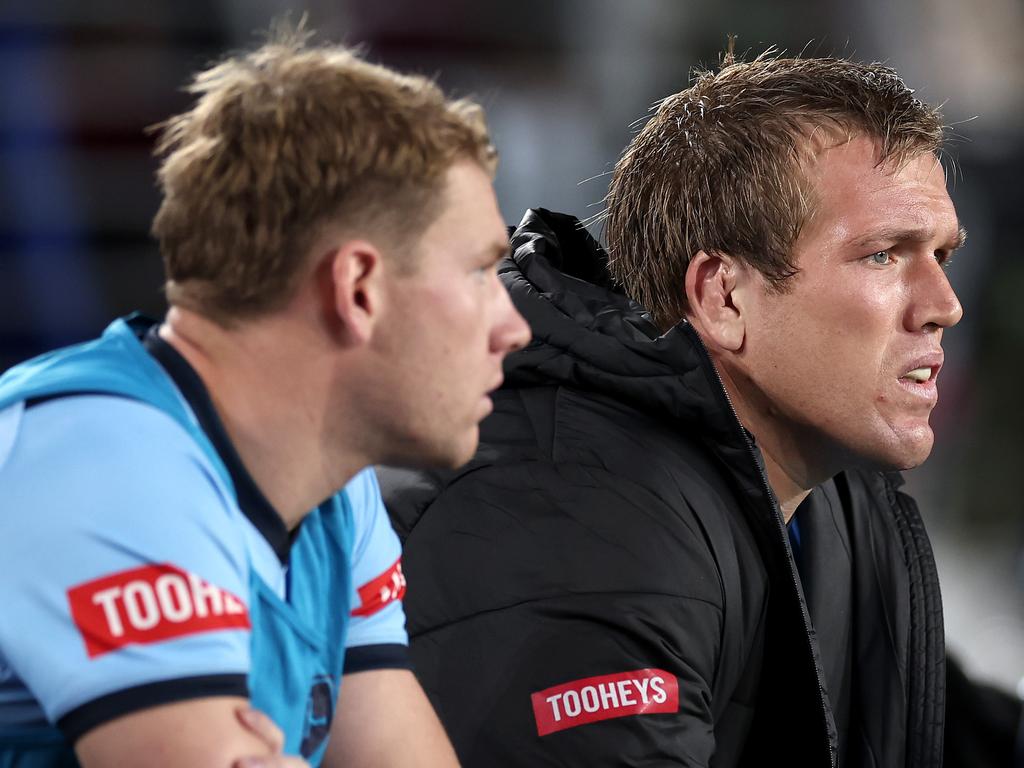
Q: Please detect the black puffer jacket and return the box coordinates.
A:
[380,209,945,767]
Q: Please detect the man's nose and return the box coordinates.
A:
[909,257,963,332]
[493,284,531,355]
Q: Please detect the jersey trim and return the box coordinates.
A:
[24,391,121,409]
[342,644,412,675]
[56,673,249,743]
[143,330,291,564]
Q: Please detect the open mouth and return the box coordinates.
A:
[900,367,933,384]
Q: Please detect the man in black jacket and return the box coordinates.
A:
[381,52,964,766]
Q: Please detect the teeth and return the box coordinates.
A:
[902,367,931,382]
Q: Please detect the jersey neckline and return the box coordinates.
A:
[143,326,292,564]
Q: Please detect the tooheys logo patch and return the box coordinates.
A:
[67,563,250,658]
[351,558,406,618]
[531,669,679,736]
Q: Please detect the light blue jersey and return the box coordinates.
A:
[0,316,409,767]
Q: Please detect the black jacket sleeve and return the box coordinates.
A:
[385,461,765,767]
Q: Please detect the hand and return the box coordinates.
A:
[234,707,310,768]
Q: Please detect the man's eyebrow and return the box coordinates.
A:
[847,223,966,250]
[488,242,512,260]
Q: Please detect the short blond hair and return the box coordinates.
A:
[604,51,945,330]
[152,28,496,321]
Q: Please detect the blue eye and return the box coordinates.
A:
[868,251,892,265]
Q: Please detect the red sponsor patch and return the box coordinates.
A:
[351,558,406,618]
[67,563,250,658]
[531,668,679,736]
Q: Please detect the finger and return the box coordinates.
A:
[235,706,285,753]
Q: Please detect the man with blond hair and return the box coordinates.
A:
[383,50,962,766]
[0,28,529,767]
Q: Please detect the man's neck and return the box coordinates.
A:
[159,307,365,530]
[713,362,826,523]
[760,452,812,523]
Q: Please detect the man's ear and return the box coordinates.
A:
[684,250,749,352]
[322,239,383,347]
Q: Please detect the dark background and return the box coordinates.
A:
[1,0,1021,694]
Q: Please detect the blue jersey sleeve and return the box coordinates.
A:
[0,396,253,739]
[342,468,410,673]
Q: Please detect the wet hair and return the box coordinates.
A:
[604,48,945,330]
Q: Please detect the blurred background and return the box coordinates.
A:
[1,0,1021,696]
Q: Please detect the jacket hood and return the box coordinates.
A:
[502,208,750,464]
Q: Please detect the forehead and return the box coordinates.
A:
[417,160,507,253]
[799,135,958,247]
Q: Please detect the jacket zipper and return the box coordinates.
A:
[686,325,837,768]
